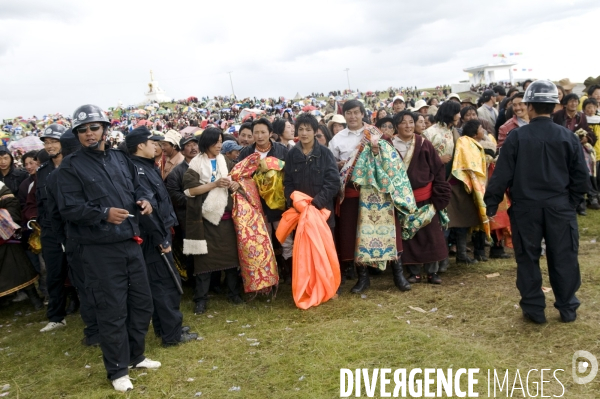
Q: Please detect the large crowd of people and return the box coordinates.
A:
[1,75,599,392]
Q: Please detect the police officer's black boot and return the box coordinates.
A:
[65,286,80,315]
[350,265,370,294]
[391,259,411,292]
[23,285,43,311]
[576,200,587,216]
[456,229,477,264]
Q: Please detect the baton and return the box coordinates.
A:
[161,252,184,295]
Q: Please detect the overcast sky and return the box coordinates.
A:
[1,0,598,120]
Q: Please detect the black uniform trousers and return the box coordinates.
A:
[66,239,99,344]
[80,240,153,380]
[42,233,68,323]
[142,233,183,345]
[509,204,581,320]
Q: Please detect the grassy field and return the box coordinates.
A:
[1,212,600,398]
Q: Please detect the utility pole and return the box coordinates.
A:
[227,71,236,98]
[344,68,351,92]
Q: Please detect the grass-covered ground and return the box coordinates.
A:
[1,211,599,398]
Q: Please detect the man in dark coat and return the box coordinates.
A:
[126,127,198,346]
[55,104,160,392]
[0,146,28,195]
[485,81,589,324]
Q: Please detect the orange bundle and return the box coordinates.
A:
[276,191,340,310]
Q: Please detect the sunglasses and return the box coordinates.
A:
[76,124,103,134]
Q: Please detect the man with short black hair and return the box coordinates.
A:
[477,90,498,136]
[237,122,254,147]
[329,100,412,294]
[126,126,198,347]
[493,85,507,106]
[485,80,589,325]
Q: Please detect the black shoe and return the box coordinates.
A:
[228,295,244,305]
[23,285,44,311]
[588,202,600,210]
[456,255,478,264]
[522,311,547,324]
[82,335,101,347]
[407,274,421,284]
[559,312,577,323]
[350,266,370,294]
[474,254,488,262]
[163,331,199,347]
[65,291,80,315]
[427,273,442,284]
[391,260,411,292]
[577,209,587,216]
[489,252,511,259]
[194,301,207,315]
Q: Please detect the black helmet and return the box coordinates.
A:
[40,123,67,141]
[523,80,560,104]
[71,104,110,131]
[59,129,81,156]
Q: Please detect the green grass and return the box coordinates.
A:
[2,212,600,398]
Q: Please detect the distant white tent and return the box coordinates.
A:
[293,92,302,100]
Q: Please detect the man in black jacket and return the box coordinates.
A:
[485,81,589,325]
[55,105,160,392]
[36,124,79,333]
[126,127,198,346]
[45,130,99,346]
[165,135,199,283]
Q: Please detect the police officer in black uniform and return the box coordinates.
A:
[37,123,74,333]
[485,80,589,324]
[45,129,100,346]
[55,105,160,392]
[125,126,198,346]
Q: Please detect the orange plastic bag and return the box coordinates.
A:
[276,191,341,310]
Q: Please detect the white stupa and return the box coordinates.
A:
[144,70,171,103]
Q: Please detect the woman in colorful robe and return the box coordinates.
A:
[393,111,451,284]
[236,118,292,281]
[447,119,490,264]
[0,181,43,309]
[183,128,243,315]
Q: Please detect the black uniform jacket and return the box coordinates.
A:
[283,140,339,227]
[35,161,57,232]
[130,155,176,254]
[55,146,152,245]
[485,117,589,215]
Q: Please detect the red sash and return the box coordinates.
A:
[413,182,432,202]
